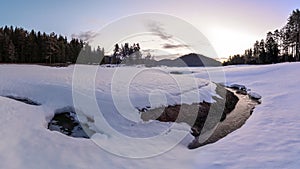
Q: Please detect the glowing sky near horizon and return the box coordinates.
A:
[0,0,299,60]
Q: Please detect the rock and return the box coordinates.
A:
[228,84,248,95]
[190,126,200,137]
[228,84,247,91]
[248,92,262,100]
[187,137,202,149]
[236,89,247,95]
[220,113,227,122]
[217,85,239,115]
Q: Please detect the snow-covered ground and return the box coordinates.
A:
[0,63,299,168]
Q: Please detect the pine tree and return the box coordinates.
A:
[253,40,260,62]
[282,9,300,61]
[7,39,16,62]
[244,49,253,64]
[45,33,58,64]
[112,44,120,64]
[258,39,266,64]
[0,29,3,62]
[265,32,279,63]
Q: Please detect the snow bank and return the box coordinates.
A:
[0,63,299,168]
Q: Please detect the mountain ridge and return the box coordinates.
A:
[146,53,221,67]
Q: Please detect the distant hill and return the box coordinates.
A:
[148,53,221,67]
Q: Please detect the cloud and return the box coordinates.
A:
[71,31,99,42]
[142,49,155,53]
[140,39,155,43]
[162,43,189,49]
[146,21,172,40]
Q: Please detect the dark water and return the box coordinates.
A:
[48,111,90,138]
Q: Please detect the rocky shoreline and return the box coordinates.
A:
[141,83,261,149]
[188,88,259,149]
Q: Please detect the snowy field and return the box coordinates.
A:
[0,62,299,169]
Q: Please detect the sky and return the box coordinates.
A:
[0,0,299,60]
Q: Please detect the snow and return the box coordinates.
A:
[0,62,300,168]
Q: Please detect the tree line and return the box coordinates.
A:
[0,25,153,65]
[76,42,153,65]
[0,26,85,64]
[223,9,300,65]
